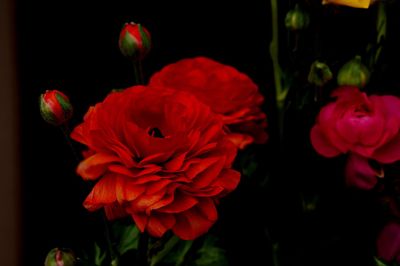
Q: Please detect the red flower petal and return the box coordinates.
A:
[185,157,221,179]
[197,198,218,221]
[212,168,241,194]
[83,175,118,211]
[72,85,241,239]
[149,57,268,148]
[147,213,176,238]
[191,158,225,188]
[157,192,198,213]
[129,211,148,233]
[77,153,120,180]
[104,203,129,220]
[225,133,254,150]
[172,208,214,240]
[115,177,146,202]
[164,152,187,171]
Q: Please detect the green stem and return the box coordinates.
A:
[272,243,280,266]
[133,60,145,85]
[138,232,149,266]
[149,236,180,266]
[60,124,80,161]
[270,0,287,143]
[101,213,117,266]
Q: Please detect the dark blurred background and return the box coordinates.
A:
[14,0,400,265]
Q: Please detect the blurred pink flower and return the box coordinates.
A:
[377,221,400,263]
[311,86,400,189]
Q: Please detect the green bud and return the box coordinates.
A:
[44,248,76,266]
[337,55,370,88]
[285,5,310,31]
[308,61,333,87]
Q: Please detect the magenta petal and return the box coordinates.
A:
[373,132,400,163]
[345,153,377,190]
[310,126,341,157]
[377,222,400,263]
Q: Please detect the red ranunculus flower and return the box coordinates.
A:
[311,86,400,189]
[377,221,400,264]
[149,57,268,149]
[71,86,240,240]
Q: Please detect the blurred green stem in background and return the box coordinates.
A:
[270,0,289,143]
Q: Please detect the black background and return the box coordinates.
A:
[17,0,400,265]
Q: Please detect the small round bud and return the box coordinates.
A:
[337,55,370,88]
[285,5,310,31]
[119,22,151,61]
[40,90,73,126]
[308,61,333,87]
[44,248,76,266]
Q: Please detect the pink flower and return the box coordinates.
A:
[310,86,400,189]
[377,222,400,264]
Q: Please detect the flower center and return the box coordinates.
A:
[148,127,164,138]
[354,103,371,117]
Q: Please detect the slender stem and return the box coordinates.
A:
[270,0,287,143]
[133,60,145,85]
[101,212,117,266]
[149,236,181,266]
[60,124,80,162]
[138,232,149,266]
[269,2,284,266]
[272,243,280,266]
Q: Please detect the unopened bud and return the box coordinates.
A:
[119,22,151,61]
[40,90,73,126]
[337,55,370,88]
[285,5,310,31]
[308,61,333,87]
[44,248,76,266]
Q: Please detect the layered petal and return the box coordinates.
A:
[149,57,267,149]
[72,85,241,239]
[310,87,400,190]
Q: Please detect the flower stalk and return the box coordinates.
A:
[270,0,288,142]
[150,236,181,266]
[133,60,145,85]
[138,232,150,266]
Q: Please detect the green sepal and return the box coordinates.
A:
[120,32,139,58]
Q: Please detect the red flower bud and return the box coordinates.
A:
[118,22,151,61]
[44,248,76,266]
[40,90,73,126]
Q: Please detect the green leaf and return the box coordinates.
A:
[239,152,258,178]
[94,242,106,266]
[374,257,391,266]
[191,236,228,266]
[150,235,187,266]
[112,222,140,256]
[376,3,386,45]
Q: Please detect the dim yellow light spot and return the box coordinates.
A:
[322,0,371,9]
